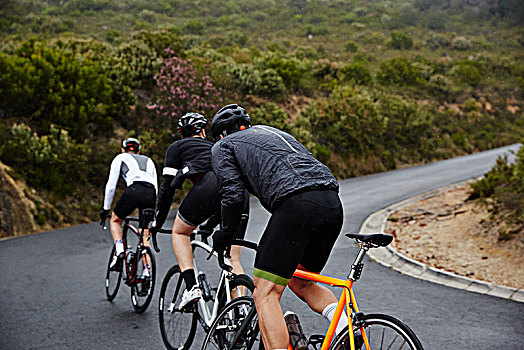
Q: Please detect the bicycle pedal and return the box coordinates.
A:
[181,301,198,313]
[308,334,325,350]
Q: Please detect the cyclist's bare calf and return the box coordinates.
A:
[253,276,289,349]
[109,212,124,242]
[254,264,339,349]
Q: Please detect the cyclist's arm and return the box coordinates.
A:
[211,142,246,235]
[155,145,181,228]
[103,156,122,210]
[149,157,159,195]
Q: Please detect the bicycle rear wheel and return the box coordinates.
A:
[159,265,198,350]
[202,296,262,350]
[105,246,122,301]
[130,246,156,313]
[329,313,424,350]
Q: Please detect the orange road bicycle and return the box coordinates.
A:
[202,233,424,350]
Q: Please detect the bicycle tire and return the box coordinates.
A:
[217,273,255,311]
[202,296,262,350]
[130,246,156,313]
[329,313,424,350]
[105,245,122,301]
[159,265,198,350]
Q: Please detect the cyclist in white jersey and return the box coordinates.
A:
[100,138,158,271]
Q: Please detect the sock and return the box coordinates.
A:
[143,265,150,277]
[181,269,197,290]
[115,240,124,255]
[322,302,349,335]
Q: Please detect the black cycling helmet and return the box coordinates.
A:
[122,137,141,153]
[211,104,251,140]
[177,112,208,138]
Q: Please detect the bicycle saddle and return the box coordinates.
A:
[345,233,393,247]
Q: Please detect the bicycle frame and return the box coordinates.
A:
[291,245,372,350]
[191,239,236,329]
[291,270,368,350]
[122,217,149,285]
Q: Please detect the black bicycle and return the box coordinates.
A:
[101,208,156,314]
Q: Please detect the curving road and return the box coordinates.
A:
[1,144,522,349]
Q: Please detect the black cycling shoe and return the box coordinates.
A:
[137,276,150,297]
[109,252,124,271]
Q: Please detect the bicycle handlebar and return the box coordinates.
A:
[217,238,258,272]
[149,226,171,253]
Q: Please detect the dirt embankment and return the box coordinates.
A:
[385,184,524,289]
[0,161,63,238]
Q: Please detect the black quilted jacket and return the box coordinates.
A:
[211,125,339,233]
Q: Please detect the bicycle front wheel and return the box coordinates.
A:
[159,265,198,350]
[329,313,424,350]
[105,245,122,301]
[130,246,156,313]
[202,296,262,350]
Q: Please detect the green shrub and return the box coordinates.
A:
[0,39,126,139]
[106,30,120,43]
[257,53,307,91]
[250,103,292,133]
[339,62,372,85]
[424,34,450,49]
[451,36,472,51]
[450,61,483,86]
[305,25,328,36]
[183,19,205,35]
[138,9,157,23]
[376,58,426,86]
[345,41,358,53]
[1,124,89,198]
[470,147,524,230]
[388,31,413,50]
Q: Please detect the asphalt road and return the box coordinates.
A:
[1,144,522,350]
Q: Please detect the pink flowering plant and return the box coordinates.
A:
[147,48,222,122]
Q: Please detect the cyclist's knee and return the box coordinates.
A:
[172,215,196,236]
[253,276,285,303]
[110,212,122,224]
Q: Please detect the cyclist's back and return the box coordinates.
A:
[212,124,338,213]
[101,138,158,273]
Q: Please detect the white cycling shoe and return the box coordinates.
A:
[178,285,202,310]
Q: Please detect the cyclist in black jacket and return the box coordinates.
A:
[150,113,247,309]
[210,104,346,350]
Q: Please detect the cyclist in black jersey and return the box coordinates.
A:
[210,104,346,350]
[150,113,247,309]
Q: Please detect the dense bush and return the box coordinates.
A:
[450,61,483,86]
[424,33,449,49]
[341,62,372,85]
[388,31,413,50]
[451,36,472,51]
[470,147,524,238]
[0,124,89,198]
[376,58,426,86]
[0,39,125,139]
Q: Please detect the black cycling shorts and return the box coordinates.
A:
[177,171,221,227]
[254,190,343,286]
[114,182,156,228]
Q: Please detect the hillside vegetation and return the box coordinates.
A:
[0,0,522,236]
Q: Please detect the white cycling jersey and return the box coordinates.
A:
[103,153,158,210]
